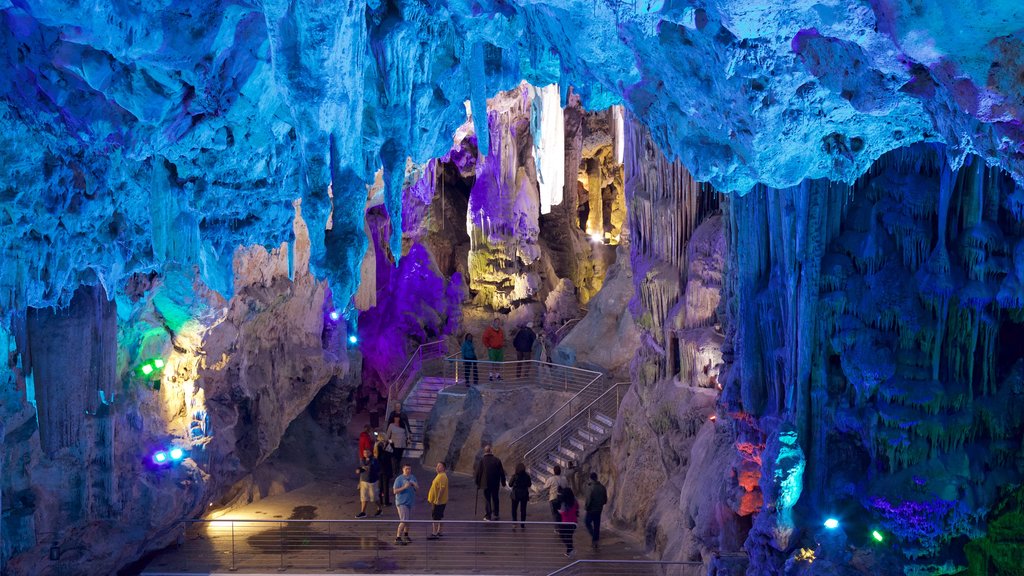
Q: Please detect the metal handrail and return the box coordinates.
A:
[546,559,705,576]
[385,340,447,414]
[442,354,603,390]
[522,382,628,471]
[164,518,581,574]
[505,376,609,466]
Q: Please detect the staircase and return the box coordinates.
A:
[523,383,627,497]
[401,376,454,459]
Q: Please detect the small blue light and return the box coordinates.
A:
[169,448,184,461]
[824,518,839,529]
[329,311,340,321]
[348,335,358,344]
[153,451,168,464]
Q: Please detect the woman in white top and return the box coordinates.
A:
[386,414,408,470]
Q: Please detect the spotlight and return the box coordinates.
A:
[169,447,185,461]
[824,518,839,530]
[590,233,603,243]
[329,310,340,321]
[153,358,165,369]
[141,363,154,376]
[871,530,884,542]
[348,334,358,344]
[152,451,168,464]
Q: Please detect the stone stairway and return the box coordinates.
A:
[528,410,616,497]
[401,375,453,459]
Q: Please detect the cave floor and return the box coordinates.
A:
[141,465,650,575]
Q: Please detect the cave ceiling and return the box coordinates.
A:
[1,0,1023,311]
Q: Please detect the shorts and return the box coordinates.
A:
[359,481,377,503]
[487,348,504,362]
[397,504,412,521]
[431,504,446,521]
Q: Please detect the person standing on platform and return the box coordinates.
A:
[543,464,569,523]
[374,432,393,506]
[393,464,419,545]
[512,322,537,378]
[557,487,579,558]
[584,472,608,550]
[386,414,408,471]
[482,318,505,381]
[358,424,374,460]
[386,403,411,433]
[427,462,449,539]
[354,449,382,518]
[461,333,479,386]
[508,462,532,530]
[474,444,507,521]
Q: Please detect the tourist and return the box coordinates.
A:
[358,424,374,460]
[427,462,449,539]
[543,464,569,523]
[508,462,532,530]
[557,487,579,557]
[482,317,505,381]
[354,449,382,518]
[386,414,408,471]
[512,322,537,378]
[393,464,419,545]
[474,444,507,521]
[374,431,393,506]
[385,402,411,433]
[461,333,479,386]
[584,472,608,550]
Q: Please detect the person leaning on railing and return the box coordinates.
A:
[460,333,478,386]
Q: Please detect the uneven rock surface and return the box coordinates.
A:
[422,384,573,474]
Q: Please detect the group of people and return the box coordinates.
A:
[473,445,609,557]
[354,440,610,556]
[354,404,413,516]
[460,318,541,384]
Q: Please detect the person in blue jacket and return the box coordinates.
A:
[461,333,478,386]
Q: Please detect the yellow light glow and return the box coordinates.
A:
[795,548,815,564]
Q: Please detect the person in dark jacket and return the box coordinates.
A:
[584,472,609,549]
[374,433,394,506]
[461,333,478,386]
[385,403,411,433]
[512,322,537,378]
[508,462,533,530]
[474,444,507,521]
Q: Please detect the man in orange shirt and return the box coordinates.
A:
[482,318,505,381]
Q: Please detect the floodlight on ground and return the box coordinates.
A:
[141,363,154,376]
[590,233,603,243]
[871,530,884,542]
[169,448,184,461]
[329,310,341,321]
[153,358,165,369]
[349,334,358,344]
[824,518,839,529]
[152,451,168,464]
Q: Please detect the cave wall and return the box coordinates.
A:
[0,205,349,575]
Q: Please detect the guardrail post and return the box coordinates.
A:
[326,521,332,572]
[230,522,237,572]
[278,521,285,572]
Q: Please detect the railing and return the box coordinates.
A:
[546,560,705,576]
[442,355,603,394]
[521,382,629,471]
[163,518,578,574]
[504,374,610,467]
[385,340,448,415]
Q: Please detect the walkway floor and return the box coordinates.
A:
[142,464,649,575]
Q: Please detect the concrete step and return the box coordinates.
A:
[593,412,615,428]
[568,437,588,452]
[556,445,579,462]
[586,421,608,435]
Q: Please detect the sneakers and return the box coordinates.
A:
[354,512,367,519]
[394,537,407,546]
[483,515,492,521]
[374,507,383,516]
[403,535,413,543]
[489,375,494,381]
[427,534,440,540]
[563,550,575,558]
[493,516,500,521]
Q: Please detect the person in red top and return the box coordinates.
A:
[481,318,505,381]
[358,424,374,458]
